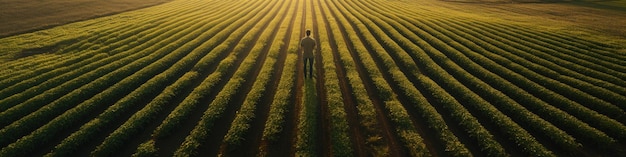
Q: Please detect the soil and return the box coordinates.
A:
[0,0,172,38]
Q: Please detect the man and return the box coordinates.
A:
[300,29,316,78]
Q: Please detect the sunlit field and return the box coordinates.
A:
[1,0,625,156]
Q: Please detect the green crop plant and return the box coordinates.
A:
[1,0,625,156]
[91,72,198,156]
[324,0,440,156]
[174,0,285,155]
[221,0,292,152]
[152,0,269,139]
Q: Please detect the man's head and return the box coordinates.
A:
[306,29,311,36]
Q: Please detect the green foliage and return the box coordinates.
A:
[327,0,469,156]
[90,72,198,156]
[0,3,219,146]
[151,0,271,140]
[174,1,285,155]
[1,0,625,156]
[436,18,615,149]
[0,35,178,154]
[0,53,106,122]
[132,140,157,157]
[0,53,101,101]
[296,79,320,157]
[222,0,291,149]
[261,54,298,142]
[37,21,210,155]
[261,1,303,142]
[315,1,391,155]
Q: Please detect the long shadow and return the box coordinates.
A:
[295,78,320,156]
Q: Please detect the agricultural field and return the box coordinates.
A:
[1,0,626,156]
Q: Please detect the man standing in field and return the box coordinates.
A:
[300,29,316,78]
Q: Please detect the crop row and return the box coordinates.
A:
[220,0,293,153]
[397,0,624,125]
[459,21,626,114]
[2,2,228,154]
[459,21,626,106]
[376,0,624,153]
[434,18,620,153]
[383,0,626,65]
[136,0,264,151]
[358,0,596,156]
[0,54,67,79]
[0,0,218,125]
[0,21,173,109]
[0,1,201,85]
[435,18,623,151]
[0,53,107,111]
[90,72,198,156]
[381,2,623,153]
[325,0,442,156]
[174,0,286,155]
[260,0,303,146]
[389,12,585,155]
[0,0,223,146]
[2,0,625,156]
[518,29,626,72]
[375,3,585,155]
[442,19,626,143]
[314,0,390,155]
[308,0,356,155]
[44,1,245,155]
[356,1,550,156]
[341,0,535,156]
[463,20,626,86]
[0,53,101,97]
[4,0,222,148]
[476,22,626,77]
[343,0,507,156]
[295,1,320,156]
[149,0,270,140]
[379,0,615,53]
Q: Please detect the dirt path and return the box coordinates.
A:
[307,0,332,156]
[286,0,307,155]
